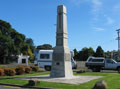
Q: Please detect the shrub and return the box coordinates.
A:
[32,66,39,72]
[15,66,25,75]
[25,66,32,74]
[0,68,4,76]
[4,68,16,76]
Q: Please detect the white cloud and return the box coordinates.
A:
[70,0,105,32]
[90,0,103,26]
[94,27,104,31]
[70,0,103,12]
[70,0,89,6]
[113,3,120,14]
[114,4,120,10]
[90,0,104,31]
[91,0,103,21]
[70,0,102,9]
[106,17,114,25]
[104,15,114,25]
[91,0,102,13]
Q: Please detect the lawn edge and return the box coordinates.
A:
[0,83,54,89]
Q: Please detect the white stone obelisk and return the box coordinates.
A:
[50,5,73,78]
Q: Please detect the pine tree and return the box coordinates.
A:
[94,46,105,57]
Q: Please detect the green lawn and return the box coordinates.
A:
[0,65,7,68]
[0,72,49,85]
[0,72,120,89]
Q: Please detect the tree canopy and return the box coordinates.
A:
[73,46,105,61]
[74,47,95,61]
[0,20,35,64]
[94,46,105,57]
[36,44,53,50]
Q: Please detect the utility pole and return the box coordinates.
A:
[116,29,120,61]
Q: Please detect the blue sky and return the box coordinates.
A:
[0,0,120,52]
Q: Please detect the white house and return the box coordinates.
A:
[17,54,29,65]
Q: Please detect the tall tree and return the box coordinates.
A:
[73,49,78,56]
[25,38,35,61]
[94,46,105,57]
[75,47,95,61]
[0,20,13,63]
[0,20,35,64]
[73,49,78,60]
[37,44,53,50]
[88,47,95,56]
[25,38,34,46]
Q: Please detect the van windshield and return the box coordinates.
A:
[112,59,117,63]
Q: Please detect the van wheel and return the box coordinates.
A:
[117,67,120,73]
[92,68,97,72]
[73,65,77,69]
[45,66,51,71]
[75,64,77,69]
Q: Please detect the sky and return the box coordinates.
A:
[0,0,120,52]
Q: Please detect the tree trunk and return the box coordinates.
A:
[3,57,6,64]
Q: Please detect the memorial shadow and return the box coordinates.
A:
[18,75,52,80]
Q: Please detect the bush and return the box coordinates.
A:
[0,68,4,76]
[15,66,25,75]
[25,66,32,74]
[32,66,39,72]
[4,68,16,76]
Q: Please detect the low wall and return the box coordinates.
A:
[76,61,86,68]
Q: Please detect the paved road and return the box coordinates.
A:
[0,85,31,89]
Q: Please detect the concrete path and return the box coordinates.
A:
[19,75,103,85]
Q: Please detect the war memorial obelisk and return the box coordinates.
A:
[50,5,73,78]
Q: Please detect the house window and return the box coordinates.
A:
[40,54,50,59]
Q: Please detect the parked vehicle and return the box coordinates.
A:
[85,56,120,72]
[34,50,77,71]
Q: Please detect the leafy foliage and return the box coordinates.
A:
[0,68,4,76]
[28,48,34,59]
[25,66,32,74]
[4,68,16,76]
[15,66,25,75]
[74,46,105,61]
[74,47,95,61]
[37,44,53,50]
[0,20,35,64]
[94,46,105,57]
[32,66,39,72]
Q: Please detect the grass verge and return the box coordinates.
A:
[0,72,49,85]
[35,72,120,89]
[0,72,120,89]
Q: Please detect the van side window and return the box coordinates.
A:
[88,58,93,62]
[40,54,50,59]
[92,59,104,62]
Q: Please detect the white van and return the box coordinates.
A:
[34,50,77,71]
